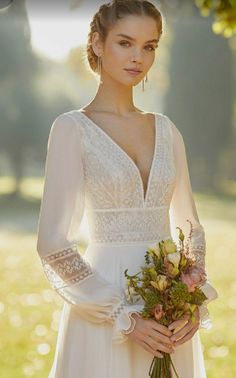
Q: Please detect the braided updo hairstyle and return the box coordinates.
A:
[86,0,163,74]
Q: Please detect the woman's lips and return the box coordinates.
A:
[124,69,142,76]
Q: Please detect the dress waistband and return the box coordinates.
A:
[86,206,171,244]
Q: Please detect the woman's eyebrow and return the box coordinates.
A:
[116,33,158,43]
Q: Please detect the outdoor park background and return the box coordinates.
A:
[0,0,236,377]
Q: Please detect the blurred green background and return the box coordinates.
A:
[0,0,236,377]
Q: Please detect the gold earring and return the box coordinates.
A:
[142,73,148,92]
[97,56,103,82]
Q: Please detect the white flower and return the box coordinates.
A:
[151,275,168,291]
[167,251,181,268]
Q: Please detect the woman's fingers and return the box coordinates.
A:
[168,308,200,331]
[150,330,174,346]
[137,339,164,358]
[128,315,177,357]
[151,321,173,337]
[146,335,175,354]
[173,324,199,346]
[170,312,200,343]
[128,308,201,354]
[149,321,175,346]
[168,314,190,331]
[170,320,194,342]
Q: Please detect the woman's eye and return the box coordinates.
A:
[119,41,156,51]
[145,45,156,51]
[119,41,130,47]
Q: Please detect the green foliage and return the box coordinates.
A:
[143,289,163,309]
[169,281,192,306]
[195,0,236,37]
[190,287,208,305]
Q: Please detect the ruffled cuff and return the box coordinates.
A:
[198,280,218,330]
[111,303,144,344]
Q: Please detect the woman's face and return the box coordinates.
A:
[94,14,160,87]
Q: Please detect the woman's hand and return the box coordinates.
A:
[126,313,176,358]
[168,307,200,347]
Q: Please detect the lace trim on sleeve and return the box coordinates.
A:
[190,244,206,268]
[121,312,142,335]
[40,244,93,290]
[110,300,126,321]
[199,304,212,330]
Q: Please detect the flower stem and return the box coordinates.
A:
[149,356,155,377]
[169,355,180,378]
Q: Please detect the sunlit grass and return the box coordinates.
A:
[0,176,43,198]
[0,178,235,377]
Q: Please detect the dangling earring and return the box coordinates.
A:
[142,73,148,92]
[97,55,103,83]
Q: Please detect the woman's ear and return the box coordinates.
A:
[91,31,103,57]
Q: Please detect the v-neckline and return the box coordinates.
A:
[77,109,158,205]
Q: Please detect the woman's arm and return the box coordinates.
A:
[167,116,218,330]
[36,113,143,343]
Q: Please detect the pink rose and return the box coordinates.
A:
[189,264,206,285]
[181,264,206,292]
[153,304,164,320]
[181,272,196,292]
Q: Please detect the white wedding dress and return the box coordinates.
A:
[36,109,218,378]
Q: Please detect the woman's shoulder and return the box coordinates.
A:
[159,113,183,141]
[50,109,84,134]
[53,109,82,124]
[47,110,85,151]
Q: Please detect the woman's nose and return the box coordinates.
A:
[130,56,142,65]
[130,49,143,63]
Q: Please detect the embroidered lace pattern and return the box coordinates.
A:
[110,301,126,321]
[78,111,141,209]
[41,245,93,290]
[191,244,206,269]
[147,115,176,208]
[76,111,176,210]
[86,207,171,244]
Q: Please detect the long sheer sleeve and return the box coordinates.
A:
[168,116,218,329]
[36,113,143,343]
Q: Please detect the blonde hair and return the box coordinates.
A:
[86,0,163,74]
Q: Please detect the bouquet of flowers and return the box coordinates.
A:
[124,219,208,378]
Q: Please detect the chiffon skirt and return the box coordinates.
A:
[48,241,207,378]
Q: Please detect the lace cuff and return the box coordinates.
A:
[198,280,218,330]
[189,241,218,330]
[111,304,144,344]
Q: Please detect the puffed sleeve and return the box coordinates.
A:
[167,116,218,330]
[36,112,143,343]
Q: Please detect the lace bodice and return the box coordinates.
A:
[36,109,218,343]
[76,110,176,244]
[79,111,175,209]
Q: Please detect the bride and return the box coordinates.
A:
[36,1,218,377]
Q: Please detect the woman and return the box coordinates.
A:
[36,1,218,377]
